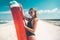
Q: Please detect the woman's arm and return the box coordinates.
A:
[24,18,38,34]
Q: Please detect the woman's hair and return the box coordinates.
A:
[29,8,37,18]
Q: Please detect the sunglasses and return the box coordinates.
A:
[29,11,34,14]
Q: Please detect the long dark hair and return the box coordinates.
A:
[29,8,37,18]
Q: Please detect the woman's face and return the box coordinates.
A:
[29,10,35,18]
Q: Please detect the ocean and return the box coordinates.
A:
[42,19,60,27]
[0,19,60,27]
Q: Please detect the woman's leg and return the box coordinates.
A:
[27,35,36,40]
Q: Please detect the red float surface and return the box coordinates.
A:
[10,5,27,40]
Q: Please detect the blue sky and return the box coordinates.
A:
[0,0,60,20]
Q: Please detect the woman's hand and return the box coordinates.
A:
[23,20,28,29]
[23,20,34,33]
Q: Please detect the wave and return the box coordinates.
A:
[0,20,13,24]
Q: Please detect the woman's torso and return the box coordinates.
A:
[26,19,35,36]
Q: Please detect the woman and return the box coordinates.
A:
[24,8,38,40]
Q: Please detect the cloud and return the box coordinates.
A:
[24,11,28,14]
[0,8,59,14]
[0,9,28,14]
[0,9,28,15]
[37,8,59,14]
[24,8,60,15]
[24,9,29,14]
[0,11,11,14]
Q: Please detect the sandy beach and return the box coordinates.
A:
[0,20,60,40]
[0,21,17,40]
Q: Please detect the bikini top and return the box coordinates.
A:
[27,19,32,28]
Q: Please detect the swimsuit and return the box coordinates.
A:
[26,20,35,36]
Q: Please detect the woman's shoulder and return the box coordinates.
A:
[33,17,38,22]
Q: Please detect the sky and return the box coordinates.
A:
[0,0,60,20]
